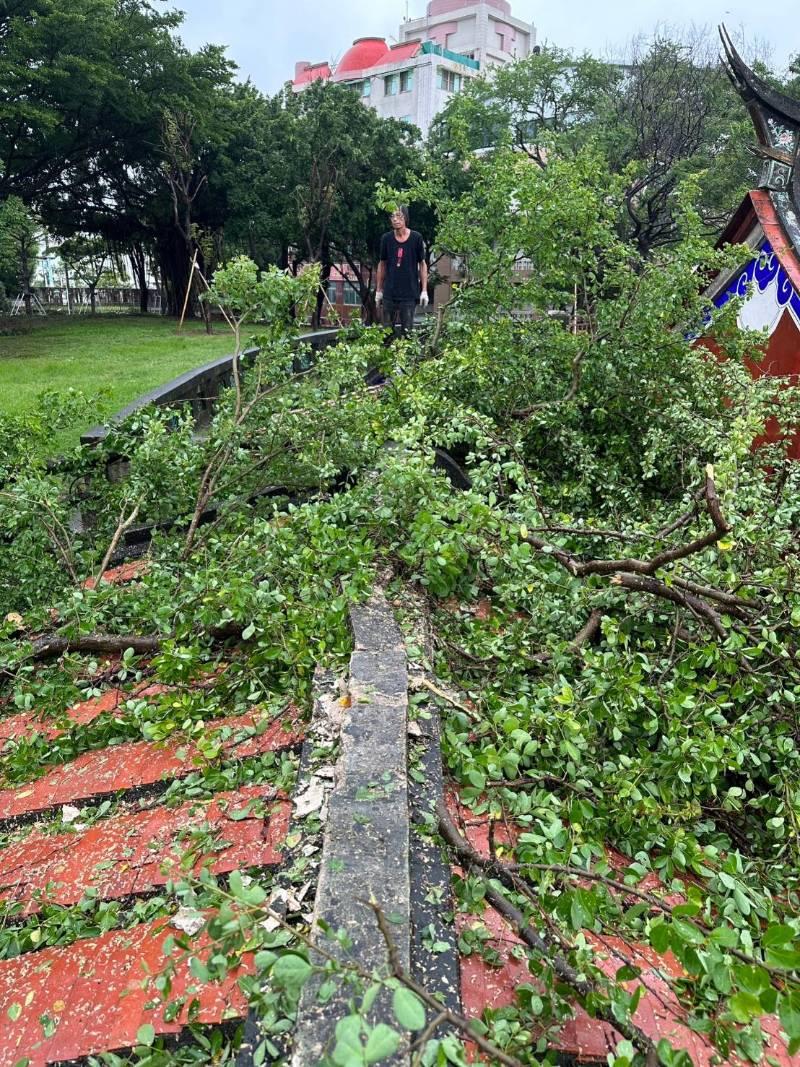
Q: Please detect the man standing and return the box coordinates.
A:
[376,207,428,336]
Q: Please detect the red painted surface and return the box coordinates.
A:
[293,61,331,87]
[0,706,304,820]
[335,37,389,76]
[0,683,170,745]
[450,789,795,1065]
[0,914,252,1066]
[0,787,290,913]
[82,560,150,591]
[384,41,422,63]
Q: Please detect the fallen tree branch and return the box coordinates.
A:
[409,674,479,721]
[611,573,726,637]
[25,620,245,665]
[366,900,526,1067]
[437,800,660,1065]
[95,499,141,585]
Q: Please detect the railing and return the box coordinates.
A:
[80,328,341,447]
[32,286,162,312]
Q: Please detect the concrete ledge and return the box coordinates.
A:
[81,329,341,446]
[293,592,410,1066]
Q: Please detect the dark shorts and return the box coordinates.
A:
[382,298,416,336]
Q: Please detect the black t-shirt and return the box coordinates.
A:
[380,230,425,302]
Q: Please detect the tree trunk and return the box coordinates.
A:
[20,239,32,317]
[130,242,149,314]
[89,284,96,315]
[312,244,332,329]
[64,263,73,315]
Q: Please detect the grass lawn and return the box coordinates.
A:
[0,314,234,447]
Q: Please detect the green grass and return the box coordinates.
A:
[0,314,234,447]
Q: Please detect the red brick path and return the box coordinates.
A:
[0,913,252,1066]
[449,789,796,1066]
[0,683,169,745]
[0,786,291,914]
[0,706,303,821]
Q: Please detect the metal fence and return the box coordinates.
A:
[32,287,162,312]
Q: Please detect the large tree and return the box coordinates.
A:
[277,81,425,325]
[0,0,236,314]
[430,34,761,255]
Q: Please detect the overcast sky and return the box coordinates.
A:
[175,0,797,95]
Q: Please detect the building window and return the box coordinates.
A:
[400,69,414,93]
[361,79,371,98]
[399,115,412,124]
[438,67,463,93]
[384,74,399,96]
[343,282,360,307]
[326,282,339,305]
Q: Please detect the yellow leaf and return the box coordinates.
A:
[718,539,735,552]
[52,1000,65,1013]
[520,525,529,540]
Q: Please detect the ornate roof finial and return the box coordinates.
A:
[719,25,800,210]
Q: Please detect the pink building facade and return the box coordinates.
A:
[291,0,536,138]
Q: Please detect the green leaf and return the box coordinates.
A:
[672,918,704,945]
[393,986,426,1030]
[649,921,670,954]
[765,946,800,970]
[7,1003,21,1022]
[364,1023,400,1063]
[271,953,312,997]
[729,991,762,1023]
[189,956,210,983]
[241,623,256,640]
[332,1015,365,1066]
[362,982,382,1013]
[136,1023,156,1047]
[763,924,795,947]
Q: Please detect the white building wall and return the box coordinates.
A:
[401,2,535,67]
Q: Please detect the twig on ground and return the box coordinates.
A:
[436,800,660,1065]
[365,900,526,1067]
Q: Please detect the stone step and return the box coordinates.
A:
[0,911,251,1067]
[0,706,303,822]
[0,786,290,914]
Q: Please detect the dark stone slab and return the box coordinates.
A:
[409,709,462,1017]
[349,595,404,652]
[292,592,410,1066]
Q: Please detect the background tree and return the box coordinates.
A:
[430,33,764,255]
[56,235,110,315]
[0,196,40,315]
[280,82,425,325]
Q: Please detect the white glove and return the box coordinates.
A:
[419,291,429,308]
[375,290,383,306]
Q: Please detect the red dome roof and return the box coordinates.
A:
[336,37,390,76]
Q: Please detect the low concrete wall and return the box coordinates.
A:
[80,328,341,446]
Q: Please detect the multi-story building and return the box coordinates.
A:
[292,0,537,138]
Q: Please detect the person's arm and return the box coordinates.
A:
[418,240,429,306]
[376,236,387,303]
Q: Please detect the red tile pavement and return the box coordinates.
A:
[0,787,291,914]
[0,682,171,745]
[0,706,304,821]
[0,913,252,1066]
[82,560,150,590]
[450,789,795,1066]
[459,905,795,1065]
